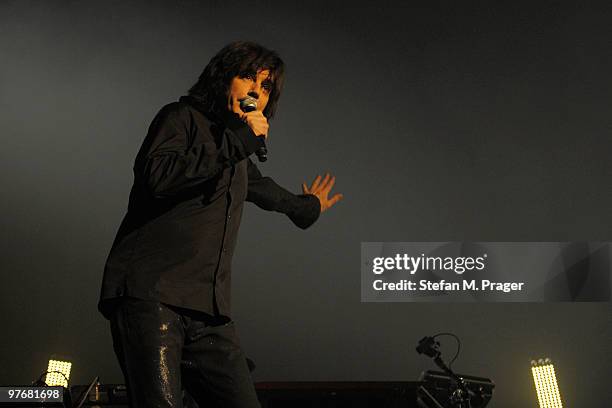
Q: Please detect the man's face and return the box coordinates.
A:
[227,69,273,116]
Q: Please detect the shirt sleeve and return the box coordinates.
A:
[246,158,321,229]
[135,104,265,198]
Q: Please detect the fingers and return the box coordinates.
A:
[243,111,269,138]
[320,193,344,213]
[243,110,266,119]
[323,175,335,193]
[241,111,263,124]
[328,193,343,206]
[310,175,322,191]
[311,173,331,193]
[302,183,309,194]
[320,173,331,191]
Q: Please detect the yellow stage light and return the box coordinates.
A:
[44,358,72,388]
[531,358,563,408]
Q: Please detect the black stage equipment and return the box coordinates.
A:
[416,334,494,408]
[72,377,99,408]
[257,381,421,408]
[70,381,422,407]
[70,383,127,407]
[418,371,494,408]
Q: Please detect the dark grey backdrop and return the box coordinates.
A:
[1,1,611,406]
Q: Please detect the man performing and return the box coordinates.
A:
[98,41,342,407]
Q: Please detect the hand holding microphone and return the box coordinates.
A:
[239,97,268,162]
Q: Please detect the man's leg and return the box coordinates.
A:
[181,317,261,408]
[110,297,184,408]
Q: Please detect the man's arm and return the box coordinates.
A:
[135,103,264,198]
[246,158,321,229]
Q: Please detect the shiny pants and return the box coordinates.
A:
[109,297,261,408]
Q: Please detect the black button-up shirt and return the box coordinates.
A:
[98,96,320,319]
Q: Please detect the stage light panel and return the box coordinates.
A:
[531,358,563,408]
[44,358,72,387]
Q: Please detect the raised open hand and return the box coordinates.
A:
[302,173,344,213]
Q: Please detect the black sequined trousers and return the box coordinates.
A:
[109,297,261,408]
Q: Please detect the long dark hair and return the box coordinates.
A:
[188,41,285,119]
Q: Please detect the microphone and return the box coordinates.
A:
[239,97,267,162]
